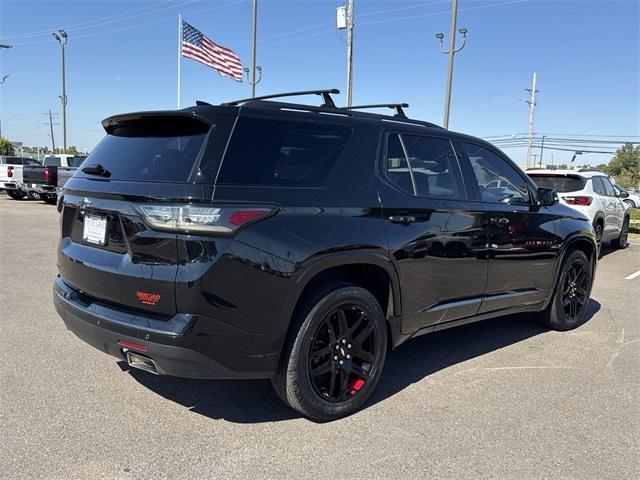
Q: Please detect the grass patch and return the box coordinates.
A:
[629,208,640,222]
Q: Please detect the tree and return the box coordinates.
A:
[0,137,15,155]
[66,145,79,155]
[603,143,640,188]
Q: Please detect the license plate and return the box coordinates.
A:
[83,215,107,245]
[31,183,36,188]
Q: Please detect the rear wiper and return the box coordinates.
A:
[81,164,111,177]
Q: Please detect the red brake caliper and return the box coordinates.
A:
[349,379,365,396]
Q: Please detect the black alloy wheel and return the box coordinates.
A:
[561,261,589,322]
[308,304,378,402]
[539,249,592,331]
[272,283,387,421]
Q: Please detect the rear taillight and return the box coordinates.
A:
[563,196,592,206]
[7,166,13,178]
[44,166,52,182]
[134,204,274,234]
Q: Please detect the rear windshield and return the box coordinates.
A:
[2,157,25,165]
[44,156,62,166]
[217,117,351,186]
[80,117,209,182]
[529,174,586,193]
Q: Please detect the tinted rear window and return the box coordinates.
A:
[217,117,351,186]
[529,174,586,193]
[44,156,62,166]
[79,117,209,182]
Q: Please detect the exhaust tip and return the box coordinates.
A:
[125,351,159,374]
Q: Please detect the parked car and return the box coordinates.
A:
[613,183,640,209]
[527,169,630,251]
[54,90,599,421]
[22,154,86,204]
[0,156,42,200]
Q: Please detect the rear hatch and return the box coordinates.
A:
[58,112,232,316]
[528,173,590,206]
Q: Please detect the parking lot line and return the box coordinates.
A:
[624,270,640,280]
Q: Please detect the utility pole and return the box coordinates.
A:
[0,44,11,139]
[52,30,68,154]
[345,0,354,106]
[47,110,56,152]
[525,72,538,169]
[435,0,468,129]
[539,134,546,167]
[244,0,262,97]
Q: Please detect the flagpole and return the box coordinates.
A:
[177,12,182,109]
[250,0,257,97]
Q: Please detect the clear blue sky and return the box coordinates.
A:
[1,0,638,165]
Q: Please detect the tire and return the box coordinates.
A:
[272,282,388,421]
[539,249,593,331]
[611,217,629,250]
[41,193,57,204]
[6,189,26,200]
[623,199,636,209]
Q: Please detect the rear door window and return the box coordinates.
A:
[384,133,464,200]
[217,117,351,186]
[528,174,586,193]
[600,176,616,197]
[591,177,606,196]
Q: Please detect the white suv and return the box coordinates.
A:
[527,169,629,250]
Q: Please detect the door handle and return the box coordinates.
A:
[490,216,510,226]
[388,215,416,225]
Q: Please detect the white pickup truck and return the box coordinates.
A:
[0,156,42,200]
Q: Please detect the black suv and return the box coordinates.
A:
[54,89,597,421]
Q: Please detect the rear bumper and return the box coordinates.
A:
[1,182,19,190]
[22,183,56,194]
[54,276,279,379]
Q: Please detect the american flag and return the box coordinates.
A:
[181,21,243,82]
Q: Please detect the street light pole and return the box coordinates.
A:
[52,30,68,154]
[245,0,262,97]
[435,0,468,129]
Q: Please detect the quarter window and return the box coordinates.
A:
[384,134,463,200]
[462,142,530,204]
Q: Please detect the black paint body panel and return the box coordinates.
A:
[55,103,597,378]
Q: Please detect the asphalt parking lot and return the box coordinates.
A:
[1,194,638,480]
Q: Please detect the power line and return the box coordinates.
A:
[0,0,179,40]
[10,0,246,46]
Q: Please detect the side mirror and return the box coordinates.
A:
[537,187,559,206]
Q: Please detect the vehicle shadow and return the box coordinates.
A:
[122,299,601,424]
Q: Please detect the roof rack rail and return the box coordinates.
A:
[344,103,409,118]
[222,89,340,108]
